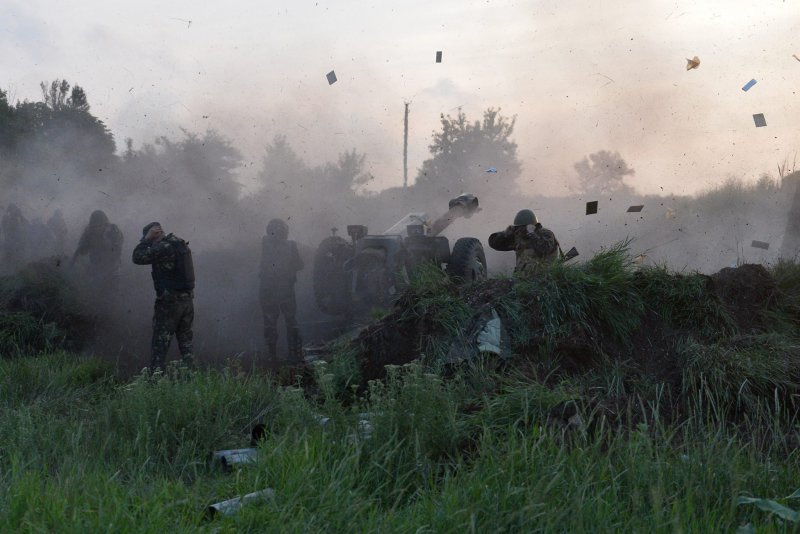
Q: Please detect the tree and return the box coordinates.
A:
[415,108,521,201]
[319,148,373,194]
[574,150,635,196]
[120,128,242,201]
[257,135,308,188]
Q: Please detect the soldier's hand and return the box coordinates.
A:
[145,225,163,242]
[505,225,515,236]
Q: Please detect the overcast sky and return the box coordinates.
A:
[3,0,799,196]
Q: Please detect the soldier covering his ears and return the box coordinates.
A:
[488,209,560,273]
[132,222,195,371]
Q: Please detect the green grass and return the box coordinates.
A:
[0,354,799,531]
[1,253,799,531]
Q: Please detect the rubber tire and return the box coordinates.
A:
[313,236,354,316]
[446,237,487,283]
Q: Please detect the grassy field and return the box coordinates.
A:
[1,251,799,532]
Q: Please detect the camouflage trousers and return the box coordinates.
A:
[151,295,194,371]
[260,289,300,359]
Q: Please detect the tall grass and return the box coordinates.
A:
[1,353,798,531]
[1,254,798,531]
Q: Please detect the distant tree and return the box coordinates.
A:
[121,129,242,202]
[0,80,116,193]
[415,108,521,200]
[257,135,308,187]
[574,150,635,196]
[319,148,373,194]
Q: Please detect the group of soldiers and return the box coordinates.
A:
[131,218,304,371]
[1,203,69,270]
[2,200,559,372]
[125,209,557,373]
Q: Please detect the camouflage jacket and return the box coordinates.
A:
[488,223,559,273]
[132,234,193,298]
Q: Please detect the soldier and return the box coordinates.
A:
[488,209,560,273]
[259,218,304,360]
[1,203,28,270]
[132,222,195,372]
[71,210,123,289]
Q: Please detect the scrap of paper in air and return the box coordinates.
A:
[686,56,700,70]
[751,240,770,250]
[627,205,644,213]
[742,79,757,92]
[486,167,497,173]
[753,113,766,127]
[435,51,442,63]
[326,70,337,85]
[585,201,598,215]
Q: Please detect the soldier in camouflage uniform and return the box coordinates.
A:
[71,210,124,290]
[259,218,304,360]
[1,203,28,270]
[132,222,195,371]
[488,209,560,273]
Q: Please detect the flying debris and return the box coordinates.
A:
[686,56,700,70]
[752,113,767,128]
[741,79,757,92]
[326,70,337,85]
[751,240,770,250]
[486,167,497,173]
[585,201,598,215]
[627,205,644,213]
[435,51,442,63]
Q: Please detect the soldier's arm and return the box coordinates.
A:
[527,229,558,255]
[488,228,515,251]
[132,239,175,265]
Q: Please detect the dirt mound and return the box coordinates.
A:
[0,258,94,353]
[341,262,788,389]
[710,264,777,330]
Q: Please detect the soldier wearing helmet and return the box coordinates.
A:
[1,203,29,270]
[132,222,195,372]
[488,209,560,273]
[259,218,304,360]
[71,210,124,290]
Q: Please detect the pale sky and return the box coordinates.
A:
[3,0,799,195]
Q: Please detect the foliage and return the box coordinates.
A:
[0,79,115,166]
[121,128,243,201]
[1,352,800,531]
[415,108,521,200]
[636,265,736,337]
[573,150,635,196]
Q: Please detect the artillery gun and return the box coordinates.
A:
[313,194,487,316]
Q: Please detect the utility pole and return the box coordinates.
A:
[403,101,410,188]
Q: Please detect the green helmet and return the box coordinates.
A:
[513,209,537,226]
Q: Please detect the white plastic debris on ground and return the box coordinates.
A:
[206,489,275,518]
[211,448,257,469]
[476,309,503,355]
[444,306,511,363]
